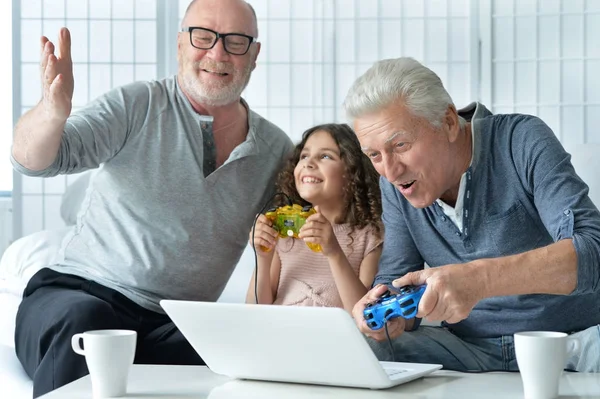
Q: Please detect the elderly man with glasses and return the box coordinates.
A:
[10,0,293,397]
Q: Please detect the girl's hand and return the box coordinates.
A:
[298,206,342,257]
[249,214,279,257]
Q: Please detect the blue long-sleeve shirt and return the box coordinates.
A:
[374,102,600,338]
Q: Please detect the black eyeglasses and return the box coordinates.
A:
[180,26,257,56]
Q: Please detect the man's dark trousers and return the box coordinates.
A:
[15,268,205,398]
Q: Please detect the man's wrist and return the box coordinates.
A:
[470,258,496,301]
[39,99,70,125]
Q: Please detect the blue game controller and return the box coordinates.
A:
[363,285,427,330]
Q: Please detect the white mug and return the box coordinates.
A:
[71,329,137,398]
[514,331,580,399]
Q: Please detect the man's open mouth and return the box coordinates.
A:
[202,69,229,76]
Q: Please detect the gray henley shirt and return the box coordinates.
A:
[12,76,294,313]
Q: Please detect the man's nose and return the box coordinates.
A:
[382,154,403,182]
[206,38,230,61]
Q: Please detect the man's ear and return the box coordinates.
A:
[444,105,461,142]
[251,42,261,71]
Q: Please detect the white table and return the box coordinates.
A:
[40,365,600,398]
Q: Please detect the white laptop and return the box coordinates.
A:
[160,301,442,389]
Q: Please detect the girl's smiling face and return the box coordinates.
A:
[294,130,346,207]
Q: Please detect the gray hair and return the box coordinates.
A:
[343,57,462,128]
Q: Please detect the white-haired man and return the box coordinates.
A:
[346,57,600,372]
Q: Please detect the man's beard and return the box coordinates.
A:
[180,60,253,107]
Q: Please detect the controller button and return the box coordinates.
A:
[401,299,414,307]
[402,307,415,317]
[286,230,294,236]
[365,313,374,319]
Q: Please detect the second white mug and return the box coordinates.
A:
[71,329,137,398]
[514,331,580,399]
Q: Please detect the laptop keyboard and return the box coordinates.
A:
[385,368,409,378]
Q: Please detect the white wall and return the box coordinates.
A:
[0,1,13,254]
[0,1,12,193]
[236,0,474,141]
[480,0,600,145]
[0,199,12,256]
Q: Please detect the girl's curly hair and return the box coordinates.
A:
[275,123,383,239]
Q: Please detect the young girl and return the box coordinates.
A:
[246,123,383,312]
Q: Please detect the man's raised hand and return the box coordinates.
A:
[40,27,74,122]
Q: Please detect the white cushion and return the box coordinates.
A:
[0,229,69,296]
[217,245,255,303]
[0,293,20,348]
